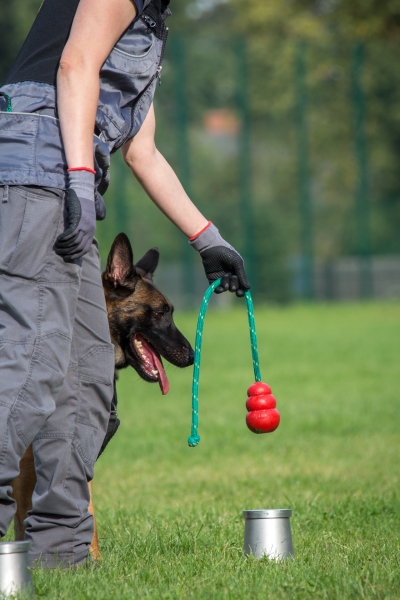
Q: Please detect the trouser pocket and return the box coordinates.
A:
[0,186,62,279]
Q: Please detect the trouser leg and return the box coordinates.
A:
[26,241,114,568]
[97,383,120,460]
[0,185,80,536]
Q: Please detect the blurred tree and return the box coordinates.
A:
[303,0,400,41]
[231,0,400,41]
[230,0,400,258]
[0,0,41,83]
[5,0,400,301]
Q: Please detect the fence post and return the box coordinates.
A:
[351,41,372,299]
[294,41,314,300]
[234,37,256,293]
[171,34,195,307]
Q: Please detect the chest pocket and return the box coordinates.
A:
[111,21,157,74]
[96,19,161,151]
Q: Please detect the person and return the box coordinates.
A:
[0,0,250,567]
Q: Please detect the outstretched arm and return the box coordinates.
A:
[122,103,208,239]
[123,104,251,295]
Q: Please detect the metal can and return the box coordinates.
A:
[243,509,294,560]
[0,541,34,597]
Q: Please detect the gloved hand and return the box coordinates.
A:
[95,143,110,196]
[95,191,107,221]
[54,169,96,260]
[94,143,109,220]
[189,222,251,297]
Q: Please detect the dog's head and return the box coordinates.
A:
[102,233,194,394]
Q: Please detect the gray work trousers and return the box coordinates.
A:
[0,185,114,567]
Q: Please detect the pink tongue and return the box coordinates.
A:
[154,353,169,395]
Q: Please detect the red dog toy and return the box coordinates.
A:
[188,280,281,447]
[246,382,280,434]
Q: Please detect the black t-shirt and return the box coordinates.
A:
[4,0,146,87]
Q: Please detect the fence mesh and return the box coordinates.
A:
[94,35,400,304]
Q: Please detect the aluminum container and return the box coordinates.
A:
[0,541,34,597]
[243,509,294,560]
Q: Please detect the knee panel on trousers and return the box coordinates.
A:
[75,344,115,474]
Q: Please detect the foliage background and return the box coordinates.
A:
[1,6,399,598]
[1,0,400,302]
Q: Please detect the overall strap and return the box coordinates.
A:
[141,0,171,38]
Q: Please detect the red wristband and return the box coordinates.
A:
[67,167,96,175]
[188,221,212,241]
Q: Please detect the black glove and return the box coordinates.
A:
[93,143,108,220]
[54,170,96,260]
[95,191,106,221]
[189,223,251,297]
[95,143,110,196]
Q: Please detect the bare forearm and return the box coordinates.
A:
[123,108,250,294]
[126,148,208,238]
[56,0,137,169]
[57,64,99,169]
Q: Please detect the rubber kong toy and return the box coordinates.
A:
[246,381,280,434]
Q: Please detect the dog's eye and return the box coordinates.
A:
[153,305,170,319]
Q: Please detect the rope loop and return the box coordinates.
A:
[188,279,262,447]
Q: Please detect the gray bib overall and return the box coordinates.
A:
[0,0,170,191]
[0,0,170,567]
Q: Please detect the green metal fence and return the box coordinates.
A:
[98,35,400,305]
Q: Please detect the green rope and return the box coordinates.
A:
[188,278,262,447]
[1,93,12,113]
[244,290,262,383]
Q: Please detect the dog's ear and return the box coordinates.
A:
[134,248,159,281]
[104,233,137,289]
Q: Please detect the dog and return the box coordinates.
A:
[11,232,194,559]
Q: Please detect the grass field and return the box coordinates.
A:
[17,302,400,598]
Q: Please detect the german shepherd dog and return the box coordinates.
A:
[11,233,194,559]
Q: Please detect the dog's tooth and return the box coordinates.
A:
[151,370,158,375]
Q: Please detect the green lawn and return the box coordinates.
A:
[28,303,400,598]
